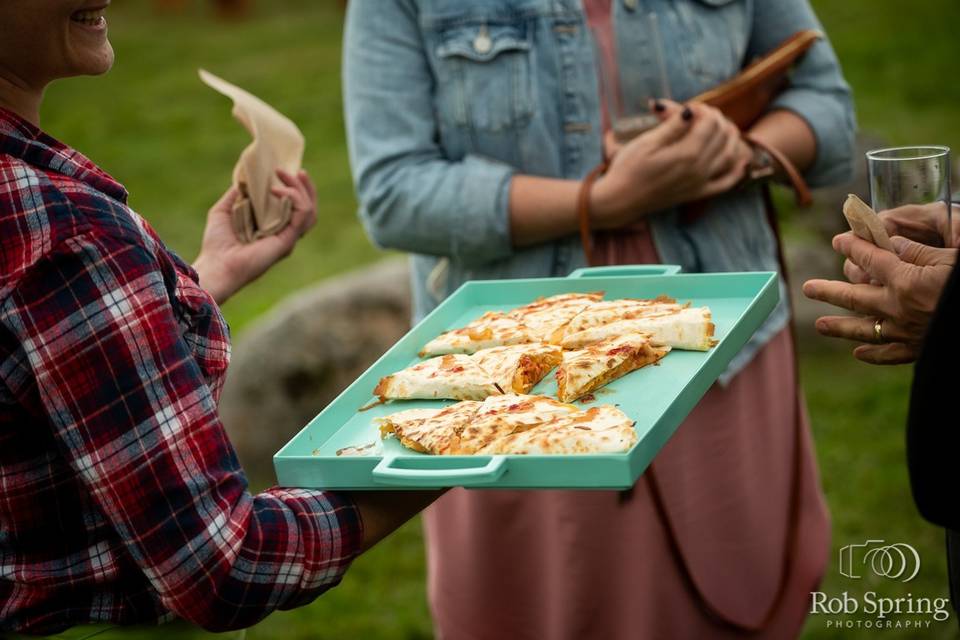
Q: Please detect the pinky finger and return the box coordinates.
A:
[271,186,306,210]
[852,342,919,365]
[298,169,318,203]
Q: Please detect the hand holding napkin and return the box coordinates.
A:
[199,69,305,243]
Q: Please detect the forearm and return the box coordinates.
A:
[350,490,444,552]
[748,108,817,180]
[509,175,583,247]
[508,166,656,247]
[192,254,234,306]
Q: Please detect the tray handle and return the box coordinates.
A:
[567,264,682,278]
[371,455,507,487]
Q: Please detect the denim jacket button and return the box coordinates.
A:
[623,0,638,11]
[473,27,492,54]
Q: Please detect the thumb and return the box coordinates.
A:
[210,186,241,215]
[891,236,957,267]
[643,106,693,148]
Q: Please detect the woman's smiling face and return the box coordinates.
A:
[0,0,115,87]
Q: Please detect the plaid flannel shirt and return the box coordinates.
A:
[0,108,363,635]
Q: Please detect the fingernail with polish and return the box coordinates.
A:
[681,106,693,121]
[653,100,665,113]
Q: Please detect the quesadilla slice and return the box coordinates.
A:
[507,292,604,341]
[548,296,685,344]
[470,343,563,394]
[556,333,670,403]
[377,394,635,456]
[420,311,534,357]
[475,404,637,455]
[376,402,481,454]
[455,394,581,454]
[560,307,716,351]
[374,354,503,401]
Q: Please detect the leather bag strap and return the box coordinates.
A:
[645,187,806,632]
[577,160,610,267]
[745,134,813,208]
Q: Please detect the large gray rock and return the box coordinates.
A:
[220,257,411,481]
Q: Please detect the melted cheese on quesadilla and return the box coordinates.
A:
[549,296,684,343]
[420,312,534,357]
[376,402,481,454]
[377,394,636,455]
[475,404,637,455]
[374,354,502,401]
[556,333,670,403]
[469,344,563,394]
[560,307,715,351]
[507,292,604,341]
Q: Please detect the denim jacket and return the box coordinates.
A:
[343,0,855,381]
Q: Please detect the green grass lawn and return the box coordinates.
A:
[34,1,960,637]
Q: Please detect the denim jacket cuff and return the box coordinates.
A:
[453,154,516,266]
[771,88,856,188]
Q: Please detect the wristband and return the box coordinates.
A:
[577,160,610,267]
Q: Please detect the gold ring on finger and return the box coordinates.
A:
[873,318,884,343]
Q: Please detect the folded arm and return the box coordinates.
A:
[343,0,519,262]
[342,1,723,252]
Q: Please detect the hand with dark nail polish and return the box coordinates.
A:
[681,106,693,121]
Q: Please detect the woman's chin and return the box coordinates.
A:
[67,44,115,77]
[90,47,115,75]
[66,17,114,75]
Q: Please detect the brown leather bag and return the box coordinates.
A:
[577,29,822,266]
[691,28,822,211]
[691,29,822,129]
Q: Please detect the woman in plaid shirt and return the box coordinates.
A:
[0,2,435,637]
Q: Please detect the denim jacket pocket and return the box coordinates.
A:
[434,20,534,132]
[677,0,748,87]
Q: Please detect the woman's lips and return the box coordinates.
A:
[70,7,107,29]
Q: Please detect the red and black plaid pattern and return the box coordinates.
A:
[0,108,362,635]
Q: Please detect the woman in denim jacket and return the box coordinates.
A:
[344,1,855,637]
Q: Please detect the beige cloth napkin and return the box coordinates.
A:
[199,69,305,243]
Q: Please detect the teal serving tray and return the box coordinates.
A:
[273,265,778,490]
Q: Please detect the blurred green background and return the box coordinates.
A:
[38,1,959,638]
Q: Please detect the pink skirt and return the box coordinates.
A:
[424,227,829,639]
